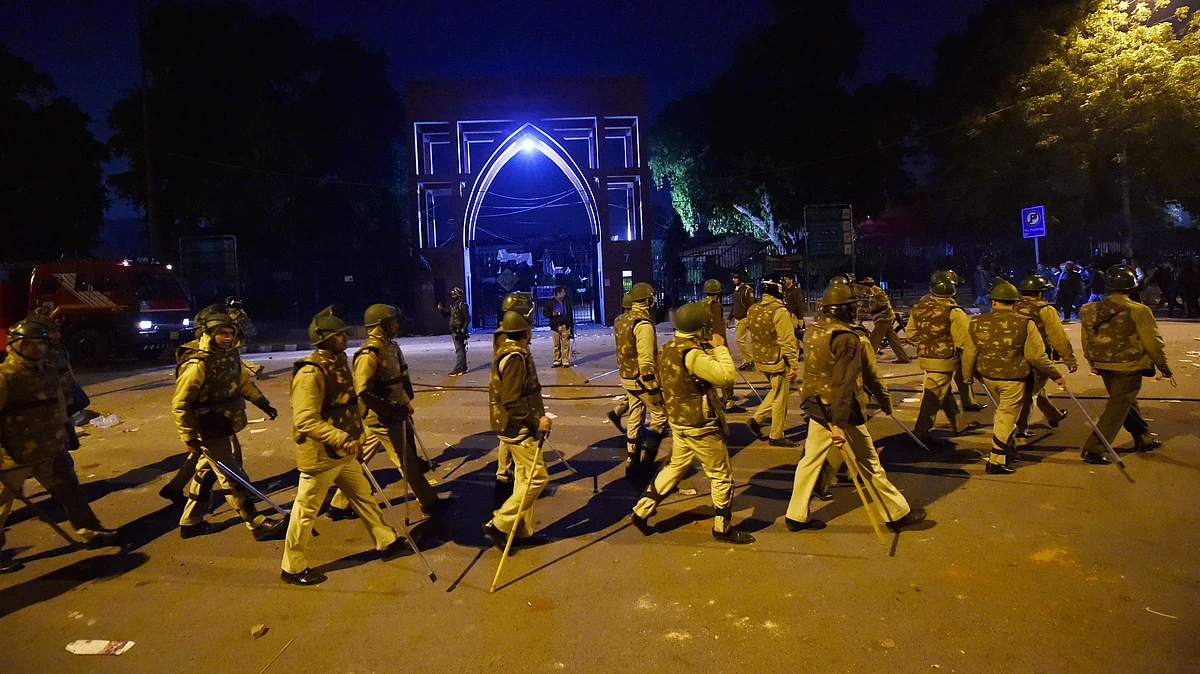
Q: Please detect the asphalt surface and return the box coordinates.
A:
[1,321,1198,673]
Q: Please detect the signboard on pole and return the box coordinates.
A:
[1021,206,1046,239]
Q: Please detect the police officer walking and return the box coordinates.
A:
[857,277,911,363]
[630,302,754,544]
[728,270,756,370]
[963,282,1064,474]
[703,279,742,413]
[483,310,553,550]
[747,278,800,447]
[907,273,977,448]
[172,312,287,540]
[327,304,449,521]
[1014,275,1078,437]
[1078,265,1171,463]
[783,284,925,532]
[281,307,408,586]
[613,282,667,479]
[0,320,120,573]
[606,292,634,432]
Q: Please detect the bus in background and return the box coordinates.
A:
[0,260,192,363]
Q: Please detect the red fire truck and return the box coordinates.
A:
[0,260,192,363]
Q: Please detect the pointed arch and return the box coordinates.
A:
[462,123,600,244]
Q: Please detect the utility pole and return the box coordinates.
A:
[136,0,164,261]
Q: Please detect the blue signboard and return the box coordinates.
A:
[1021,206,1046,239]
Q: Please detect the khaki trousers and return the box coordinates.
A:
[633,426,736,532]
[180,434,265,529]
[331,421,437,510]
[735,318,753,366]
[491,432,548,537]
[551,326,571,366]
[956,370,979,408]
[869,319,911,363]
[751,371,791,440]
[1081,371,1150,452]
[0,451,105,540]
[785,418,910,524]
[281,460,397,574]
[1017,372,1065,431]
[623,382,667,456]
[982,378,1025,466]
[913,370,963,435]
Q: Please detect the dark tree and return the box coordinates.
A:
[0,44,108,261]
[107,1,408,280]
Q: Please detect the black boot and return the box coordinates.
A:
[630,512,655,536]
[606,410,625,434]
[624,449,642,482]
[281,568,327,586]
[252,516,289,542]
[158,485,187,506]
[82,527,122,550]
[639,430,664,469]
[712,528,755,544]
[327,506,358,521]
[180,521,218,539]
[886,507,927,532]
[1080,450,1112,465]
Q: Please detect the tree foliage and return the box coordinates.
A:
[107,0,407,263]
[649,0,919,251]
[926,0,1200,254]
[0,44,108,261]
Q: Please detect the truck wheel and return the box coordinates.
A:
[66,329,112,365]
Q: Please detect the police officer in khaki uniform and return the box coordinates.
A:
[482,310,553,549]
[613,282,667,479]
[963,282,1064,474]
[0,320,120,573]
[1078,266,1171,463]
[172,312,288,540]
[747,278,800,447]
[728,270,756,370]
[703,279,742,413]
[783,284,926,532]
[494,292,536,505]
[906,275,977,448]
[606,293,634,432]
[23,310,88,450]
[281,307,407,586]
[930,271,987,412]
[327,304,448,520]
[1014,275,1078,437]
[857,277,912,363]
[630,302,754,544]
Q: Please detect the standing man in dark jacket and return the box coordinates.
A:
[1056,262,1084,323]
[543,286,574,367]
[438,287,470,375]
[728,270,756,370]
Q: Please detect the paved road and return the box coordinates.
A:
[2,322,1198,673]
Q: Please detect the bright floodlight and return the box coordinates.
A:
[520,136,536,152]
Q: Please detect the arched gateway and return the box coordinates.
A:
[407,78,653,333]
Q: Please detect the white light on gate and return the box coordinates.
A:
[138,320,153,330]
[519,136,536,153]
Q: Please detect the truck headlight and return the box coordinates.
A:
[182,318,191,328]
[138,320,154,330]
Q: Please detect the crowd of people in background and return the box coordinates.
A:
[972,253,1200,321]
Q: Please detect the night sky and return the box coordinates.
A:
[2,0,991,228]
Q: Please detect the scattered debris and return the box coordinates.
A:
[679,488,698,496]
[65,640,134,655]
[120,427,139,433]
[251,624,269,638]
[250,429,268,434]
[88,414,120,429]
[248,418,267,424]
[901,397,920,403]
[879,638,897,649]
[1145,607,1179,620]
